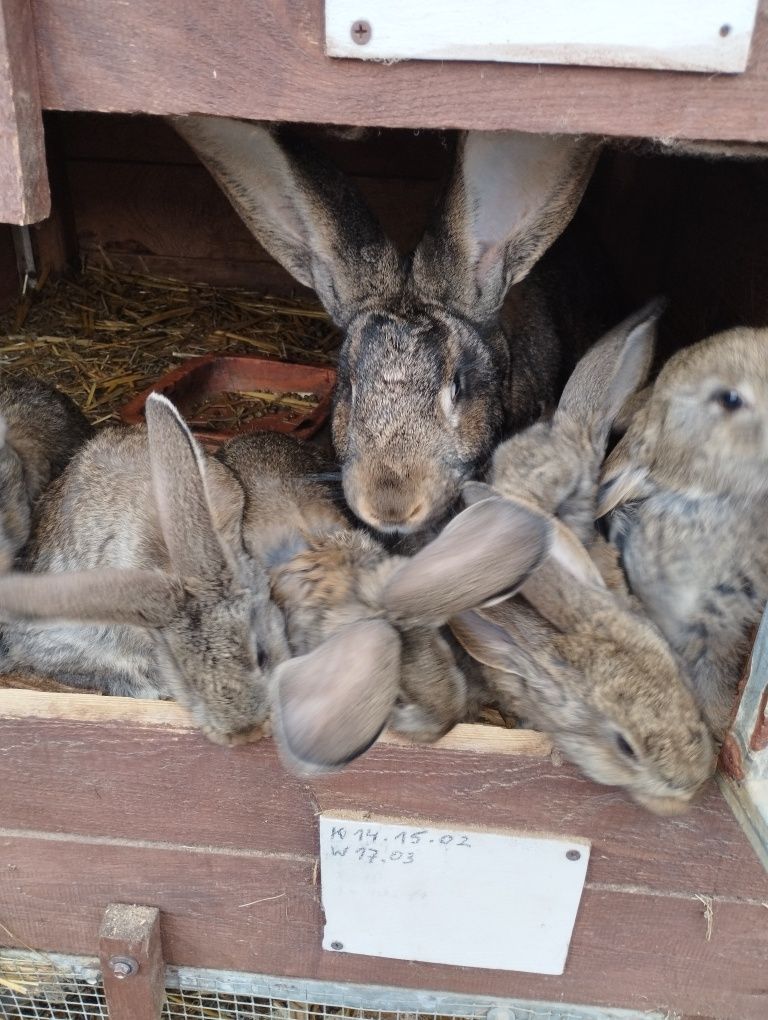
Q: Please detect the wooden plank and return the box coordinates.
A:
[0,0,49,223]
[326,0,760,74]
[99,904,165,1020]
[1,834,766,1018]
[0,694,765,899]
[55,113,453,181]
[27,0,768,142]
[66,161,440,265]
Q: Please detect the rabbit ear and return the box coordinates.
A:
[520,521,612,632]
[145,393,231,582]
[271,619,401,773]
[450,606,545,678]
[0,569,182,627]
[170,116,403,328]
[382,494,552,625]
[410,131,599,321]
[557,298,663,451]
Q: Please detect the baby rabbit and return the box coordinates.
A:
[487,299,662,541]
[0,375,92,570]
[0,394,286,744]
[171,115,600,536]
[452,515,715,815]
[599,325,768,737]
[217,431,552,771]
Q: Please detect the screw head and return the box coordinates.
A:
[566,849,581,862]
[351,20,372,46]
[108,956,138,979]
[330,940,344,951]
[719,24,732,38]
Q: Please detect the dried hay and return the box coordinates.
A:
[0,266,340,426]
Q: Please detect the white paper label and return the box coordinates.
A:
[319,815,590,975]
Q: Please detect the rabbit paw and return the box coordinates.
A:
[201,717,272,747]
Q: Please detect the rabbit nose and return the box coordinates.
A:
[355,489,428,531]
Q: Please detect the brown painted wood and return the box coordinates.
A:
[0,709,766,901]
[99,904,165,1020]
[0,223,19,308]
[66,161,440,264]
[0,0,49,223]
[28,0,768,143]
[2,833,767,1018]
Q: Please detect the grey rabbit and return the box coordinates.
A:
[598,324,768,737]
[0,394,287,744]
[451,515,715,815]
[0,375,92,570]
[217,430,552,771]
[171,115,600,537]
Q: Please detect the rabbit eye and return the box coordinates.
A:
[450,373,463,403]
[615,733,637,759]
[714,389,744,412]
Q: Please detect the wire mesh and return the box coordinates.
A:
[0,950,674,1020]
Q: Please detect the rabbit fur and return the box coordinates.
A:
[0,375,93,570]
[451,521,715,815]
[599,325,768,737]
[217,431,552,770]
[171,116,602,537]
[0,394,287,745]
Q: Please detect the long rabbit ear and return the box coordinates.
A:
[382,494,551,625]
[271,620,401,773]
[557,298,663,452]
[0,569,182,627]
[450,604,548,678]
[145,393,231,582]
[410,131,599,321]
[170,116,403,328]
[520,521,613,633]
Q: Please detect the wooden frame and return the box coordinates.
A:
[1,688,767,1019]
[21,0,768,143]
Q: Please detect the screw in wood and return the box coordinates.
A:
[108,956,139,979]
[720,24,732,37]
[330,941,344,951]
[351,20,372,46]
[566,849,581,862]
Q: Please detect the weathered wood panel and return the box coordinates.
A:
[28,0,768,142]
[0,0,49,223]
[0,696,766,900]
[1,833,767,1018]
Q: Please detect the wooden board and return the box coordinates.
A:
[26,0,768,142]
[326,0,760,74]
[0,691,767,1017]
[0,0,49,223]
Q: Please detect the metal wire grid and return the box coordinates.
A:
[0,951,676,1020]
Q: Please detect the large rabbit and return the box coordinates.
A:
[0,375,92,570]
[0,394,287,744]
[598,325,768,737]
[216,430,552,770]
[171,116,601,536]
[451,516,715,815]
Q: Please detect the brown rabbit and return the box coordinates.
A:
[451,516,715,815]
[599,325,768,737]
[0,375,92,570]
[0,395,287,744]
[171,116,600,536]
[217,431,552,771]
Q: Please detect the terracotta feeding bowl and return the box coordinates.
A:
[120,354,336,448]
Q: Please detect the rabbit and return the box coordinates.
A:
[485,299,662,543]
[0,394,287,745]
[0,375,93,570]
[170,115,602,537]
[598,325,768,738]
[216,430,553,771]
[450,513,715,815]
